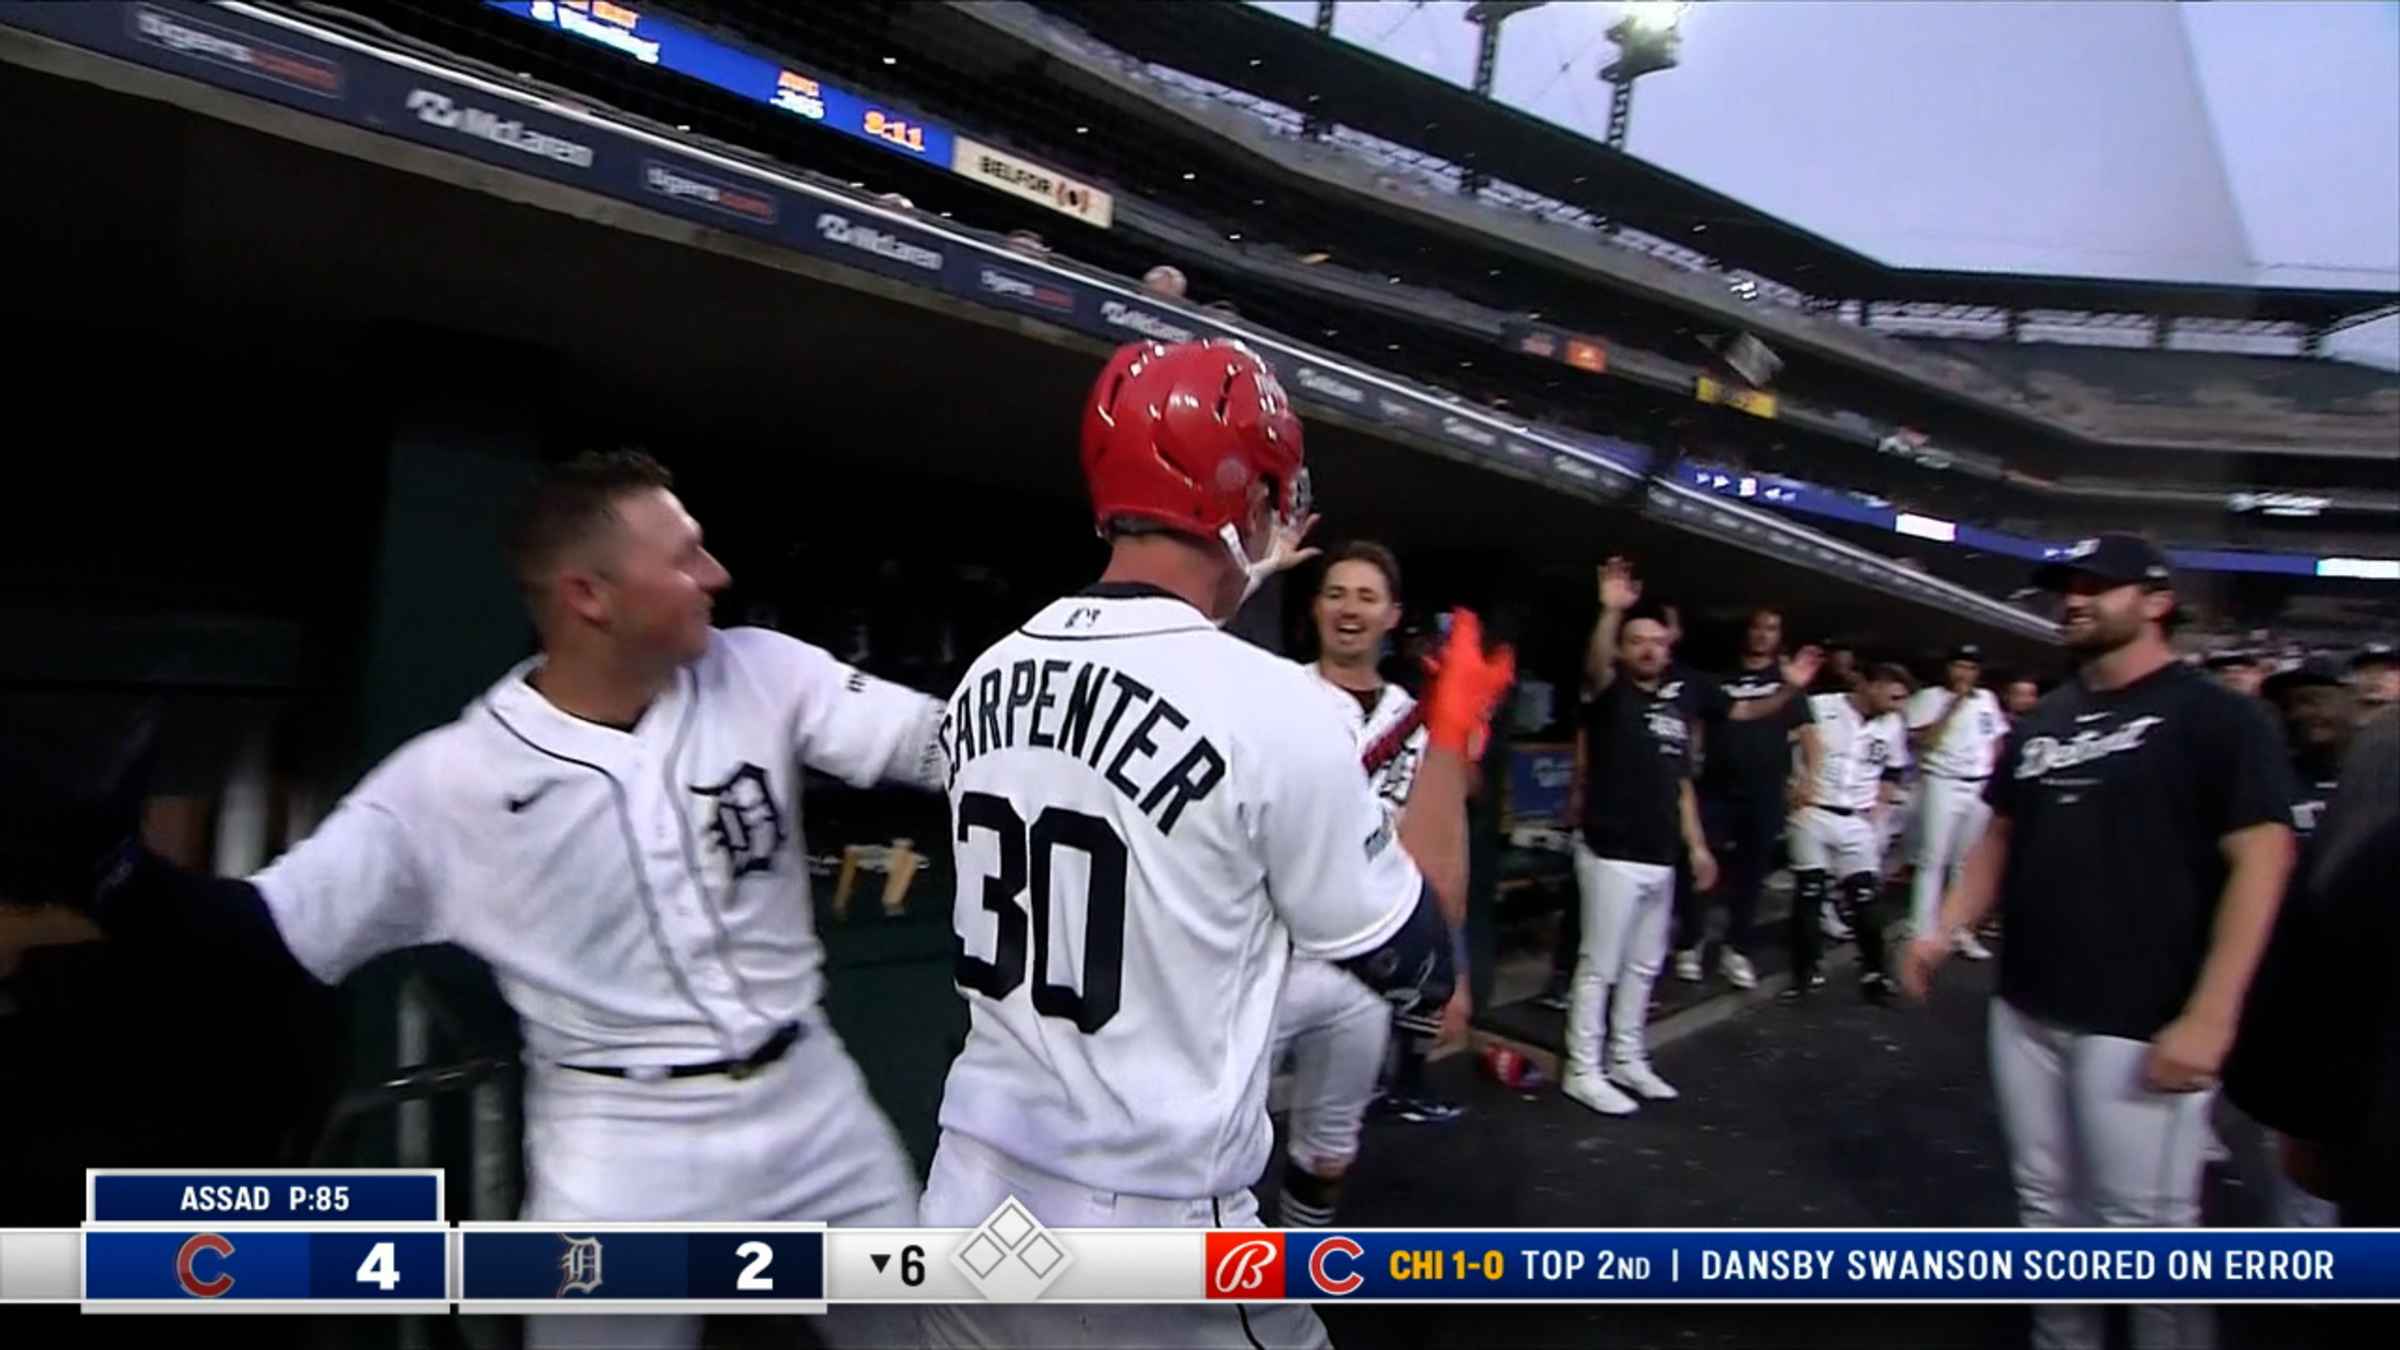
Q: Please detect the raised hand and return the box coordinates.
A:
[1597,556,1641,614]
[1259,511,1323,577]
[1781,643,1825,690]
[1424,608,1517,756]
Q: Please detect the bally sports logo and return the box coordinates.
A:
[1205,1233,1367,1298]
[1207,1233,1283,1298]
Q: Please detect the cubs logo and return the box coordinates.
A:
[1307,1236,1366,1296]
[689,762,786,878]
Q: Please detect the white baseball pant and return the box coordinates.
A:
[919,1129,1332,1349]
[1909,775,1992,939]
[1566,843,1675,1080]
[1988,998,2214,1350]
[1271,958,1393,1174]
[1786,805,1881,878]
[521,1013,923,1350]
[1879,782,1916,875]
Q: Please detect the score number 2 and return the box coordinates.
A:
[736,1240,776,1291]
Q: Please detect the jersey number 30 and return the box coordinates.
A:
[952,791,1128,1033]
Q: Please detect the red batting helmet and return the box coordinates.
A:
[1080,338,1307,546]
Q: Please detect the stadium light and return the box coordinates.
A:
[1603,5,1686,87]
[1594,0,1690,233]
[1622,1,1689,32]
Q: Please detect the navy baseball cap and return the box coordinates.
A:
[2352,641,2399,670]
[2263,657,2346,699]
[2033,533,2174,591]
[1947,643,1985,664]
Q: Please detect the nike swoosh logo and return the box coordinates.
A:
[507,782,557,813]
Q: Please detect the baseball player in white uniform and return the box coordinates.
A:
[1784,663,1914,1004]
[2,452,937,1350]
[920,339,1513,1349]
[1905,643,2005,959]
[1269,540,1447,1227]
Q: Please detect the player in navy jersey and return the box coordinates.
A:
[1675,606,1819,989]
[2223,656,2359,1228]
[1905,533,2293,1350]
[1561,560,1721,1116]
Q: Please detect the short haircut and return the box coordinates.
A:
[1622,599,1673,634]
[502,449,674,593]
[1866,661,1917,691]
[1321,540,1402,602]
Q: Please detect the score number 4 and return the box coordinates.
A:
[356,1242,401,1291]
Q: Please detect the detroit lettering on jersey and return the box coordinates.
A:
[1984,660,2295,1041]
[941,657,1226,836]
[2013,716,2164,780]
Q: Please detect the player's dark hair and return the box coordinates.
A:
[1621,599,1673,635]
[1321,540,1402,603]
[1866,661,1916,690]
[502,449,676,593]
[1748,606,1783,628]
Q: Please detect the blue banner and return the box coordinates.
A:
[82,1229,446,1302]
[484,1,953,166]
[90,1172,442,1223]
[1262,1229,2400,1302]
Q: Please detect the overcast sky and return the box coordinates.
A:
[1248,0,2400,365]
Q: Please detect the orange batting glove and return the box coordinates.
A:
[1423,608,1516,759]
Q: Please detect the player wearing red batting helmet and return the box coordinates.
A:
[923,339,1513,1349]
[1079,337,1316,622]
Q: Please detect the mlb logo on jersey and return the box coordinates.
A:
[1205,1232,1285,1299]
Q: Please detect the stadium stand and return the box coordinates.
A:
[1897,338,2400,453]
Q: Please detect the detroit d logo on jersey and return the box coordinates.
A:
[690,763,787,878]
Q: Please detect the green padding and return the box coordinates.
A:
[816,882,964,1177]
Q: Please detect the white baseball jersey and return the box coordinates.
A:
[251,627,946,1067]
[934,586,1425,1199]
[1307,666,1427,817]
[1904,686,2008,779]
[1801,692,1910,812]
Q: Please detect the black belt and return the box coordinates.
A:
[1808,804,1856,817]
[1930,772,1989,782]
[561,1021,802,1082]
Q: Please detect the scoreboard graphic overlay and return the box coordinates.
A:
[5,1170,2399,1312]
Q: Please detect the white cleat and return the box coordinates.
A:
[1609,1061,1680,1101]
[1672,948,1704,982]
[1720,949,1758,989]
[1562,1072,1639,1117]
[1952,930,1994,961]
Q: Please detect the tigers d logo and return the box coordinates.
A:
[1205,1232,1284,1299]
[690,762,786,878]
